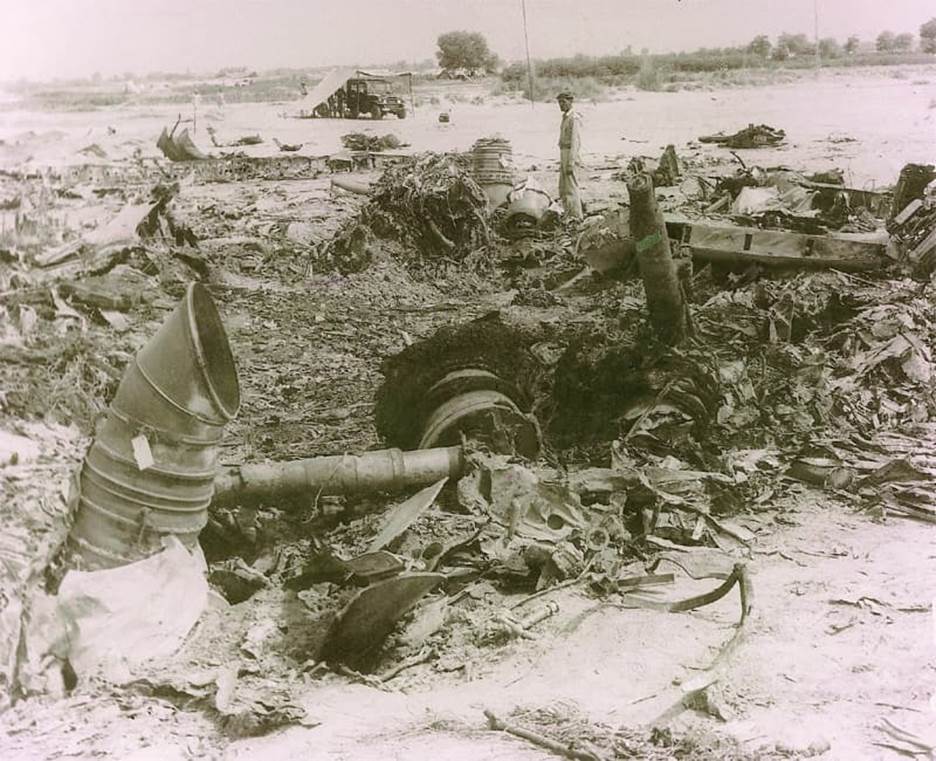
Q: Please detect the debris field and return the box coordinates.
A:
[1,78,935,761]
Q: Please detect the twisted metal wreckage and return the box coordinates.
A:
[2,117,935,750]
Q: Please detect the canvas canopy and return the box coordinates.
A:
[296,68,356,114]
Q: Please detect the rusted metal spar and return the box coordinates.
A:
[213,445,466,505]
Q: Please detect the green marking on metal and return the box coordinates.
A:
[636,232,662,252]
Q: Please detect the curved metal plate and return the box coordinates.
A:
[317,572,444,671]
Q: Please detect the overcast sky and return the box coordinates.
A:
[3,0,934,80]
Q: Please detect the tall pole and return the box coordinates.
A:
[521,0,535,108]
[813,0,821,71]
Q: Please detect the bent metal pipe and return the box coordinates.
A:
[212,445,466,505]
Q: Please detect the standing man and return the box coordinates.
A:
[191,90,201,134]
[557,91,583,219]
[336,87,345,118]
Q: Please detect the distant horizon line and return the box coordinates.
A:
[4,28,932,85]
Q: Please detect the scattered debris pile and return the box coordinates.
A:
[687,270,936,522]
[698,165,883,234]
[157,122,210,162]
[889,162,936,222]
[486,262,936,527]
[0,421,83,712]
[693,272,930,434]
[207,127,263,147]
[322,153,493,273]
[577,206,635,275]
[614,145,682,188]
[340,133,404,152]
[548,338,720,460]
[699,123,786,149]
[888,165,936,276]
[272,138,303,153]
[485,701,764,761]
[0,178,209,436]
[5,181,200,294]
[5,98,936,759]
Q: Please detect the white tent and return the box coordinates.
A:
[294,67,356,116]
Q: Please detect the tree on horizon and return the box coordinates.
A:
[747,35,772,58]
[818,38,842,59]
[778,32,814,56]
[894,33,915,52]
[876,30,896,52]
[920,17,936,53]
[436,31,499,75]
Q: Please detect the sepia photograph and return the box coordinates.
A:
[1,1,934,758]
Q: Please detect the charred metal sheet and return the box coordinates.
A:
[157,127,209,161]
[367,478,448,552]
[799,180,891,217]
[318,572,444,671]
[344,551,406,585]
[669,221,888,272]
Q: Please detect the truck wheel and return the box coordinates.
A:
[396,108,406,119]
[371,105,383,120]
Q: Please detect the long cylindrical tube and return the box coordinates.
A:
[627,169,687,345]
[330,176,373,195]
[212,446,466,505]
[69,283,240,569]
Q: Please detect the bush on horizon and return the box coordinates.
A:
[501,49,935,85]
[493,74,605,102]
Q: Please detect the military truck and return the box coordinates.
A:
[314,77,406,119]
[344,77,406,119]
[307,74,408,120]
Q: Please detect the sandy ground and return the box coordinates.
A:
[2,494,932,760]
[3,65,935,187]
[1,67,936,760]
[224,494,936,761]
